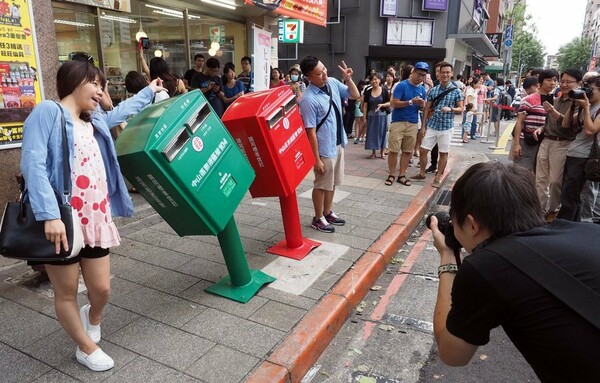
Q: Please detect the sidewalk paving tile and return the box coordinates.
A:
[107,317,215,370]
[110,254,199,295]
[0,300,60,348]
[248,300,307,332]
[186,344,259,383]
[180,280,268,318]
[102,356,202,383]
[110,284,205,328]
[111,237,195,269]
[31,369,80,383]
[181,307,286,358]
[0,343,52,382]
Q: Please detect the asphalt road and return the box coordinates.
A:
[302,119,541,383]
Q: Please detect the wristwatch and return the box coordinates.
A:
[438,263,458,277]
[408,100,413,106]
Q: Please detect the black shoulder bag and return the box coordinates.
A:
[0,103,83,262]
[428,86,457,114]
[315,90,333,132]
[482,238,600,330]
[584,109,600,181]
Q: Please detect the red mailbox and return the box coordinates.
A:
[222,87,320,260]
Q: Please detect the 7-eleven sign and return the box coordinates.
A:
[281,19,304,44]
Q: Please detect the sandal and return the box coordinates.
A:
[368,153,376,159]
[397,175,411,186]
[411,173,426,180]
[385,175,395,186]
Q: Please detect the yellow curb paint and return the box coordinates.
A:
[493,122,515,154]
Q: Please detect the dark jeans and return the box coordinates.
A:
[343,99,355,136]
[557,156,587,221]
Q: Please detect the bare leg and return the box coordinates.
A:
[437,152,449,180]
[323,188,335,216]
[399,151,412,177]
[45,263,97,355]
[312,188,326,218]
[388,151,399,176]
[80,256,111,326]
[419,148,429,176]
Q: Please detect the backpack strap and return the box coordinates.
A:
[482,237,600,330]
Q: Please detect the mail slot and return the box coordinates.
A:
[222,86,314,198]
[115,90,255,236]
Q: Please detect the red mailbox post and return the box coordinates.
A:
[222,87,320,260]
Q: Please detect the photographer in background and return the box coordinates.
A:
[533,69,581,222]
[430,161,600,382]
[557,75,600,221]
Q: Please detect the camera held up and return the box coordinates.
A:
[426,212,463,255]
[568,86,593,100]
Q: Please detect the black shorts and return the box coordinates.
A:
[27,246,110,266]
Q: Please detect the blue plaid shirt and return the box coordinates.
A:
[426,83,464,131]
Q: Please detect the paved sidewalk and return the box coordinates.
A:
[0,136,451,383]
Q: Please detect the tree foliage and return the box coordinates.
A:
[557,37,594,72]
[507,2,545,77]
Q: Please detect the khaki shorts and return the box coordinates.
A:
[388,121,418,153]
[314,146,345,191]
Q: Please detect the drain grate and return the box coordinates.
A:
[434,189,451,206]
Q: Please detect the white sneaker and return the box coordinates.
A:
[76,347,114,372]
[80,304,101,343]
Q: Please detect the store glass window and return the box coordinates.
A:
[53,7,99,65]
[53,0,246,104]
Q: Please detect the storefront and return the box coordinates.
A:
[51,0,248,105]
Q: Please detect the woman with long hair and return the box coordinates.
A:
[20,61,164,372]
[363,73,390,159]
[148,57,186,99]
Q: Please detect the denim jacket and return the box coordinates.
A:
[20,86,155,221]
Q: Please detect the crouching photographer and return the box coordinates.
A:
[428,162,600,382]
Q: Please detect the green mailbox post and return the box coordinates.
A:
[115,90,274,302]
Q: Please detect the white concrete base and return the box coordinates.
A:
[298,188,350,203]
[261,240,349,295]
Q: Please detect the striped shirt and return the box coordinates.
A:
[519,93,547,135]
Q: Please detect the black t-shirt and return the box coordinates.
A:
[184,68,201,85]
[190,72,224,117]
[447,220,600,382]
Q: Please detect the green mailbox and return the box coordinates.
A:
[115,90,274,302]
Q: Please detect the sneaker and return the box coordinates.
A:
[354,138,359,144]
[324,210,346,226]
[80,304,101,343]
[76,347,114,372]
[425,165,437,174]
[311,216,335,233]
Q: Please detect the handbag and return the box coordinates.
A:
[585,133,600,182]
[0,105,84,262]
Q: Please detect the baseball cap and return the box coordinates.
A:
[414,62,429,72]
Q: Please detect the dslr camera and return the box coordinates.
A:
[425,212,462,253]
[569,86,593,100]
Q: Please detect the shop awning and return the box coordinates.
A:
[484,62,504,73]
[448,33,499,57]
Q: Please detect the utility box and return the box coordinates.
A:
[222,86,314,198]
[115,90,254,236]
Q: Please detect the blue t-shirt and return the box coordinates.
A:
[391,80,427,124]
[299,77,350,158]
[223,80,246,107]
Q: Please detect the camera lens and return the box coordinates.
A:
[425,211,463,252]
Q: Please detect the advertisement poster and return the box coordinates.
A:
[245,0,327,27]
[252,25,272,92]
[0,0,43,148]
